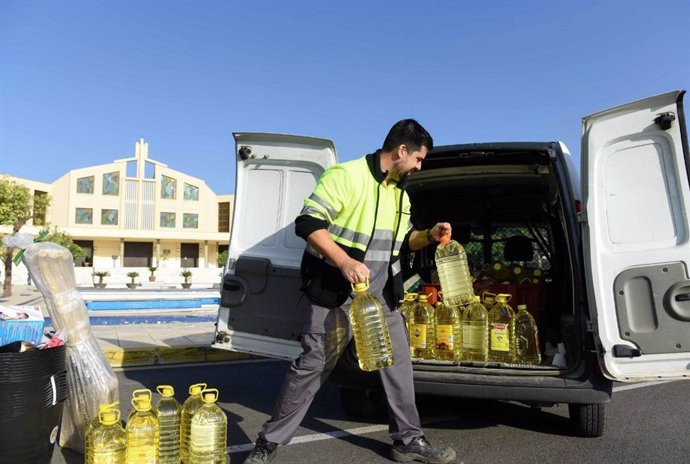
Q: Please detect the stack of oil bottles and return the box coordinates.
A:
[400,233,541,365]
[85,382,228,463]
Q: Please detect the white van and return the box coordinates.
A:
[213,90,690,437]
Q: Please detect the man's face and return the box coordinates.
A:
[391,144,428,181]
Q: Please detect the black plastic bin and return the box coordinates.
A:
[0,344,67,464]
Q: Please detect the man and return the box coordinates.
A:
[244,119,457,464]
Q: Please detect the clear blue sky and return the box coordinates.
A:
[1,0,688,195]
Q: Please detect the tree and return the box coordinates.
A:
[0,175,50,297]
[42,226,84,261]
[217,249,228,268]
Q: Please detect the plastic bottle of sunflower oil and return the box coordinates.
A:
[189,389,228,464]
[410,294,435,359]
[461,295,489,362]
[514,304,541,365]
[399,292,418,343]
[481,291,497,311]
[435,235,475,306]
[488,293,515,363]
[155,385,181,464]
[125,396,160,464]
[86,408,127,464]
[180,383,207,463]
[434,301,462,361]
[350,281,394,371]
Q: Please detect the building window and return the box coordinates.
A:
[103,172,120,195]
[184,183,199,201]
[218,202,230,233]
[75,208,93,224]
[183,213,199,229]
[101,209,119,225]
[77,176,94,194]
[161,175,176,199]
[160,212,176,228]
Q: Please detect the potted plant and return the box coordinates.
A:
[93,271,110,288]
[180,269,192,289]
[126,271,140,289]
[148,266,158,282]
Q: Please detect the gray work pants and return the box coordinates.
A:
[260,294,423,445]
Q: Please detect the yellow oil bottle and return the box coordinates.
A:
[433,301,462,361]
[488,293,515,363]
[514,304,541,364]
[189,389,228,464]
[410,294,435,359]
[125,396,160,464]
[435,235,475,306]
[462,295,489,362]
[399,292,417,344]
[155,385,181,464]
[180,383,207,463]
[127,388,153,421]
[86,408,127,464]
[350,281,394,371]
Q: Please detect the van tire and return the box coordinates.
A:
[568,403,606,437]
[339,388,386,418]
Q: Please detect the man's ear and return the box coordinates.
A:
[395,144,407,160]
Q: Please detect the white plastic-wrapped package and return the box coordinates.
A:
[14,238,118,453]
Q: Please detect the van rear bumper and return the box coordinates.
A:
[412,368,612,404]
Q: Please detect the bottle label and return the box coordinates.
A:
[462,325,481,349]
[410,323,427,348]
[435,324,454,350]
[490,323,510,351]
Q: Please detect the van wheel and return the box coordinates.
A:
[568,403,606,437]
[339,388,386,418]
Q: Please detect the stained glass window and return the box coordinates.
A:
[183,213,199,229]
[77,176,94,194]
[161,175,176,199]
[160,212,176,228]
[103,172,120,195]
[184,183,199,201]
[75,208,93,224]
[101,209,118,225]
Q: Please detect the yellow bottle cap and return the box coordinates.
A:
[98,400,120,413]
[496,293,512,303]
[189,383,208,395]
[132,397,152,412]
[517,304,527,310]
[131,388,152,400]
[157,385,175,397]
[100,409,121,426]
[418,294,428,302]
[472,295,481,303]
[202,388,219,403]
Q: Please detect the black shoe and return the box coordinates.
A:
[243,437,278,464]
[391,436,457,463]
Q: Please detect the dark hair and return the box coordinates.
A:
[382,119,433,153]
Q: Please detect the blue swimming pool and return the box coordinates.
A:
[84,297,220,311]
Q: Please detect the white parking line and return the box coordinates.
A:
[612,379,676,392]
[227,415,456,455]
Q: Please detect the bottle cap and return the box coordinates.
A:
[201,388,219,403]
[496,293,512,303]
[157,385,175,397]
[472,295,481,303]
[131,388,152,401]
[418,294,428,302]
[132,397,152,412]
[189,383,208,395]
[98,400,120,413]
[100,409,121,426]
[517,304,527,310]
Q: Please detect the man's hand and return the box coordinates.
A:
[429,222,452,242]
[340,258,371,284]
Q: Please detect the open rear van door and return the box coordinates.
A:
[213,133,336,360]
[582,90,690,381]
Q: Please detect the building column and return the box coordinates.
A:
[120,238,125,268]
[156,239,161,267]
[204,241,209,268]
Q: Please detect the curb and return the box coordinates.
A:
[102,345,253,368]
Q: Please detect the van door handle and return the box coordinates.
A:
[664,281,690,322]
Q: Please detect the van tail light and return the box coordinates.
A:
[590,351,602,376]
[575,200,582,213]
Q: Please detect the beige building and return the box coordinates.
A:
[1,139,233,287]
